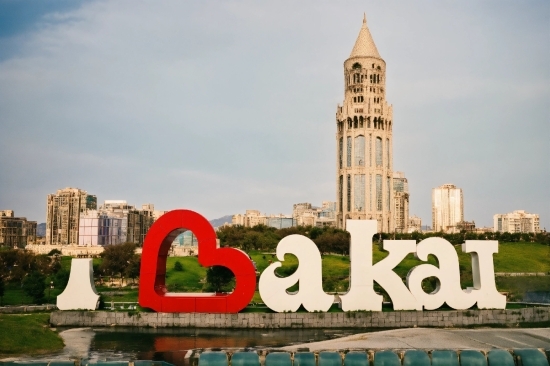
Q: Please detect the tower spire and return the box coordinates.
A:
[349,14,381,59]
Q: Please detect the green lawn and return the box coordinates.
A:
[0,313,64,356]
[2,241,548,308]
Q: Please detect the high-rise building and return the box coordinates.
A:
[0,210,37,248]
[46,187,97,245]
[393,172,409,233]
[336,15,394,232]
[432,184,464,232]
[494,210,540,233]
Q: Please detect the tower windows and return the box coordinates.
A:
[346,136,352,167]
[386,176,391,211]
[338,137,343,169]
[354,135,365,166]
[369,134,372,167]
[347,174,352,212]
[354,174,365,211]
[376,174,382,211]
[339,175,343,212]
[375,137,382,166]
[369,174,373,210]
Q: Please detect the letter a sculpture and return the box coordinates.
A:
[57,258,100,310]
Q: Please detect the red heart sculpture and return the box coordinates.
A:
[138,209,256,313]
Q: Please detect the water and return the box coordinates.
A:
[5,327,366,365]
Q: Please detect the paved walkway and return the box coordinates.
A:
[282,328,550,351]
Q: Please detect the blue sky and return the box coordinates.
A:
[0,1,549,229]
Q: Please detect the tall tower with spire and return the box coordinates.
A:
[336,15,394,232]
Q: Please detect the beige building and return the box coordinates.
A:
[336,15,394,232]
[0,210,37,248]
[46,187,97,245]
[432,184,464,233]
[494,210,540,233]
[232,210,296,229]
[408,215,422,233]
[393,172,409,233]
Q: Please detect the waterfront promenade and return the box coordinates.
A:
[282,327,550,350]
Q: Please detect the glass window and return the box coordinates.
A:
[339,137,343,169]
[376,137,382,166]
[386,176,391,211]
[347,174,351,212]
[354,135,365,166]
[369,174,373,211]
[354,174,365,211]
[376,174,382,211]
[346,136,352,167]
[339,175,343,212]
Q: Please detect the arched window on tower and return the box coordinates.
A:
[369,134,372,167]
[376,174,382,211]
[346,136,352,167]
[354,116,358,129]
[339,137,343,169]
[375,137,382,166]
[347,174,352,212]
[359,116,364,128]
[354,174,365,212]
[339,175,343,212]
[354,135,365,166]
[386,176,391,210]
[373,117,378,129]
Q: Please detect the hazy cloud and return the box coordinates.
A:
[0,0,548,229]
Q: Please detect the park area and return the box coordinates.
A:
[0,240,549,308]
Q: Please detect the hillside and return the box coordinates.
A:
[209,215,233,228]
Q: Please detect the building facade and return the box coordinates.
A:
[408,215,422,233]
[0,210,37,248]
[432,184,464,233]
[46,187,97,245]
[336,15,394,232]
[494,210,540,233]
[393,171,409,233]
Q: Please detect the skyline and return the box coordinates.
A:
[0,1,548,229]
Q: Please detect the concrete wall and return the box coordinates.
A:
[50,307,550,328]
[0,305,57,314]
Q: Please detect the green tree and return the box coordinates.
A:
[100,242,137,285]
[204,266,235,292]
[22,271,46,304]
[0,277,5,306]
[125,254,141,283]
[53,268,70,289]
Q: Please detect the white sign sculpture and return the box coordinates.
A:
[57,258,100,310]
[259,220,505,312]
